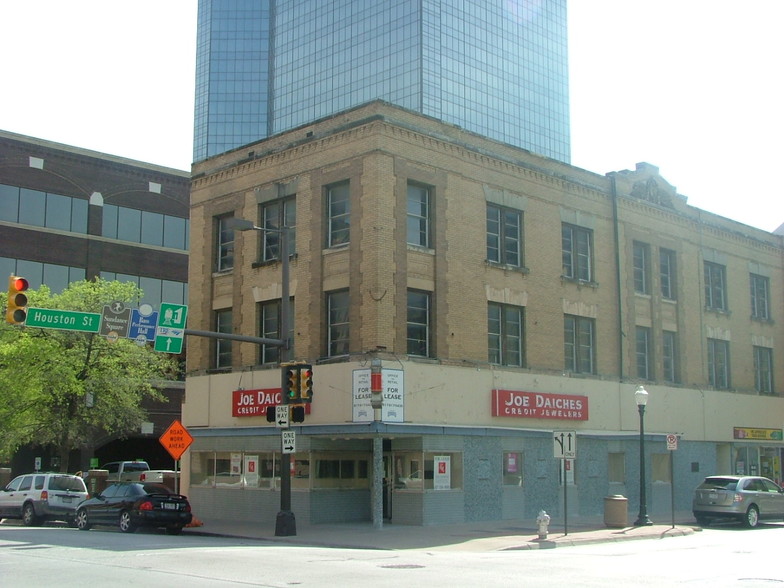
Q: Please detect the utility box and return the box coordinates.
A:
[604,495,628,528]
[86,469,109,496]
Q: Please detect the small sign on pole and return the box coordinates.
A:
[666,433,678,451]
[282,431,296,454]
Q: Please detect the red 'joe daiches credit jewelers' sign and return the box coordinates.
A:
[491,389,588,421]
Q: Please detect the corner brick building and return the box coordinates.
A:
[183,101,784,526]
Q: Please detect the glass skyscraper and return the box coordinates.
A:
[194,0,570,163]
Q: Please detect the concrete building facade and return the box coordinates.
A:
[183,102,784,526]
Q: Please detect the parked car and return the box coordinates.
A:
[0,472,88,526]
[75,481,192,534]
[692,475,784,528]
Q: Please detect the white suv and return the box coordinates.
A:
[0,473,88,526]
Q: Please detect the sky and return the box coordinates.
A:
[1,1,782,233]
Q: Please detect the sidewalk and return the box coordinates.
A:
[182,512,698,551]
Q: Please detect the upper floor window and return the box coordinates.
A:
[327,182,350,247]
[259,298,294,364]
[750,273,770,321]
[488,303,524,367]
[564,315,595,374]
[659,248,677,300]
[707,338,730,389]
[103,204,188,250]
[407,290,432,357]
[327,290,349,357]
[261,198,296,262]
[215,309,233,369]
[562,224,593,282]
[0,184,88,234]
[487,204,522,267]
[704,261,727,311]
[216,215,235,272]
[407,183,432,248]
[635,326,652,380]
[662,330,679,384]
[753,346,774,395]
[633,242,650,294]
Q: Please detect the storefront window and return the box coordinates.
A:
[733,446,760,476]
[503,452,523,486]
[312,453,369,489]
[393,452,462,490]
[190,450,310,489]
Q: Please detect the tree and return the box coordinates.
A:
[0,279,179,471]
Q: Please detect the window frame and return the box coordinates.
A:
[753,345,774,395]
[326,289,350,357]
[562,223,593,282]
[707,338,730,389]
[633,241,650,294]
[407,182,432,249]
[215,309,233,369]
[564,315,595,374]
[488,302,525,367]
[750,273,770,321]
[486,203,522,267]
[326,182,350,248]
[662,330,678,383]
[260,198,296,262]
[659,248,676,300]
[216,215,235,272]
[635,326,652,380]
[406,289,432,357]
[704,261,727,311]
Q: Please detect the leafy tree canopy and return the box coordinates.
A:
[0,279,179,470]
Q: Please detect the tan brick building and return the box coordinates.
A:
[183,101,784,526]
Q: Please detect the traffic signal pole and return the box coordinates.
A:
[229,219,296,536]
[275,227,296,537]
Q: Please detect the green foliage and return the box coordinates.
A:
[0,279,179,469]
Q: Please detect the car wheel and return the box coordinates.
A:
[695,516,711,527]
[165,525,183,535]
[743,505,760,528]
[75,509,91,531]
[22,503,41,527]
[119,510,137,533]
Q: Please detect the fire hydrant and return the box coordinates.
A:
[536,510,551,540]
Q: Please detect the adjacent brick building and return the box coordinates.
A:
[0,129,190,471]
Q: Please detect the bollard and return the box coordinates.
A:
[536,509,551,540]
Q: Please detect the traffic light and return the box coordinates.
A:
[6,275,29,325]
[291,405,305,423]
[299,364,313,403]
[266,406,276,423]
[282,365,300,403]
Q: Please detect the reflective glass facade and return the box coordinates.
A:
[194,0,570,162]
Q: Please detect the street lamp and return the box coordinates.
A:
[634,385,653,526]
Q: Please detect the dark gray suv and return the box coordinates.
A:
[0,473,88,526]
[693,475,784,528]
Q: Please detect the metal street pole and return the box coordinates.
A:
[634,386,653,526]
[231,218,295,536]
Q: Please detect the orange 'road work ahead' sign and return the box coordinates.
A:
[159,419,194,461]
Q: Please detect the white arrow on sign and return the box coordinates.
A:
[282,431,296,454]
[276,405,290,428]
[553,430,577,459]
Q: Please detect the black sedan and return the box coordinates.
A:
[75,482,192,535]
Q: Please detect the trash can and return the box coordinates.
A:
[604,495,628,528]
[0,467,11,487]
